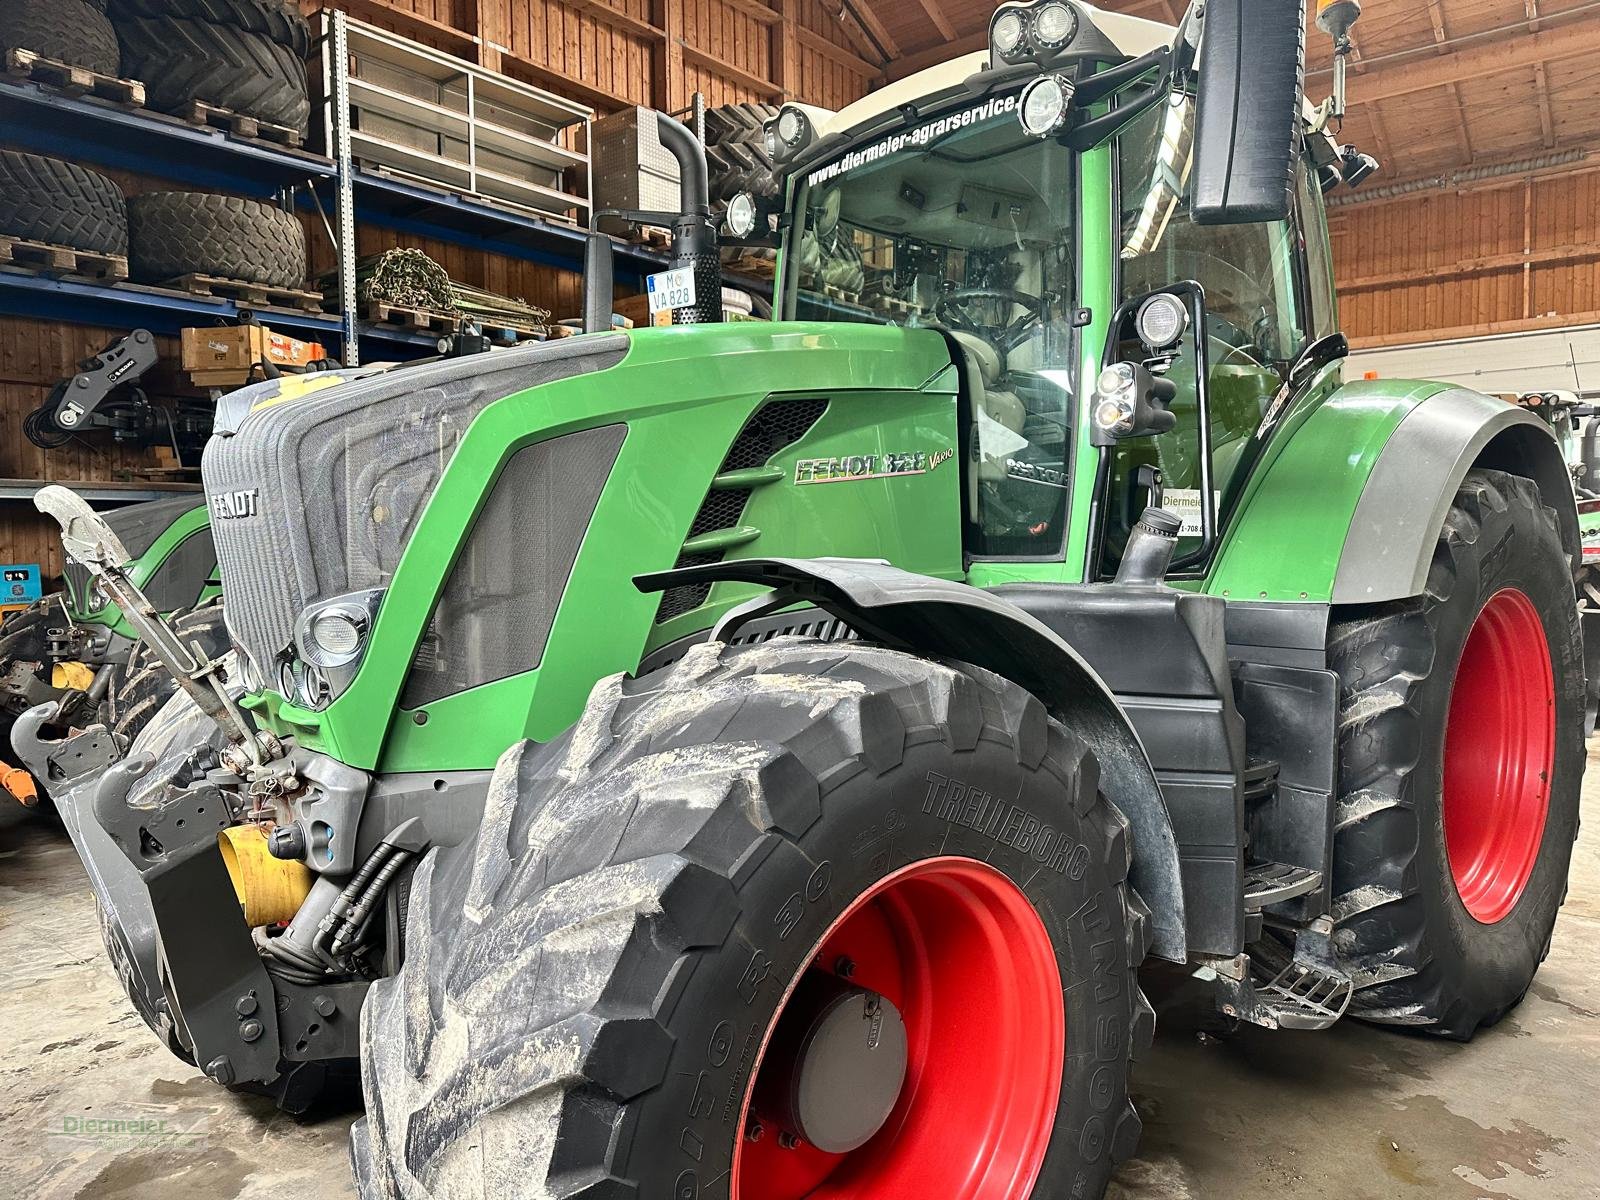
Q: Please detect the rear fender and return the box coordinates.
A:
[1210,382,1577,605]
[636,557,1189,963]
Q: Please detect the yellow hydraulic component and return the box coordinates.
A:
[2,766,39,807]
[218,824,315,927]
[51,660,96,692]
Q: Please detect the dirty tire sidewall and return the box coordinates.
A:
[0,152,128,255]
[107,602,230,745]
[1329,468,1584,1039]
[353,641,1151,1200]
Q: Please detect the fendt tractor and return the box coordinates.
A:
[15,0,1587,1196]
[1,494,225,807]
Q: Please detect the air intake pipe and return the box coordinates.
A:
[583,111,721,333]
[1115,506,1182,586]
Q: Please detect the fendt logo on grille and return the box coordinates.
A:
[210,488,260,519]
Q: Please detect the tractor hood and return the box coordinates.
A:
[201,336,630,687]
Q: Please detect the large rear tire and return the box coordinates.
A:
[1328,468,1584,1039]
[353,639,1152,1200]
[114,14,309,133]
[0,0,121,74]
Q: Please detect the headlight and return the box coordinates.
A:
[308,610,364,662]
[1135,293,1189,351]
[1018,74,1074,138]
[992,10,1026,56]
[726,191,759,238]
[1033,2,1076,48]
[1094,396,1137,436]
[763,124,780,157]
[288,588,384,707]
[777,107,807,147]
[281,659,331,712]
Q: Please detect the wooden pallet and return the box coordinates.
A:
[626,225,673,251]
[363,300,545,342]
[0,234,127,281]
[723,251,777,280]
[4,47,145,106]
[182,98,303,149]
[164,273,325,312]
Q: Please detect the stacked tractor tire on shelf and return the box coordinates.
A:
[0,0,311,291]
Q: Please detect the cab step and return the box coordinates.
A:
[1208,932,1355,1033]
[1243,859,1322,909]
[1242,756,1279,804]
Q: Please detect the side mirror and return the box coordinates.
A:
[1190,0,1306,225]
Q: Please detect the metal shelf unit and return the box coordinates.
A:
[0,17,769,370]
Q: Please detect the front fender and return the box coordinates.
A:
[636,556,1189,963]
[1208,381,1576,605]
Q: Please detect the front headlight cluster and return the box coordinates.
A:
[282,589,384,711]
[991,0,1080,66]
[1093,364,1139,437]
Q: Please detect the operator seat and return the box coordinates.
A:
[952,330,1027,477]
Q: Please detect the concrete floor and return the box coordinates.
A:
[3,755,1598,1200]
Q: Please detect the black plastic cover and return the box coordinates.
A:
[1191,0,1306,225]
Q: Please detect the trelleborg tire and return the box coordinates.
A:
[104,600,231,745]
[353,638,1153,1200]
[1327,468,1584,1040]
[0,0,121,75]
[0,151,128,255]
[127,192,306,289]
[113,14,309,134]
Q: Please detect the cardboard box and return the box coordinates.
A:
[181,325,326,377]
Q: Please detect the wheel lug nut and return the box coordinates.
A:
[834,956,856,979]
[778,1131,801,1150]
[745,1121,765,1143]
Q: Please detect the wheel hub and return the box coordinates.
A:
[757,975,909,1154]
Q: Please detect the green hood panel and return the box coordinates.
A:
[267,323,960,771]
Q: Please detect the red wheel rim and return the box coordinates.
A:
[1442,587,1556,924]
[731,857,1064,1200]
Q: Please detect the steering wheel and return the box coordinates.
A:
[935,287,1048,353]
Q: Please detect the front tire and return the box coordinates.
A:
[1328,468,1584,1039]
[354,639,1152,1200]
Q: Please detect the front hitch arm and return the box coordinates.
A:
[34,485,272,772]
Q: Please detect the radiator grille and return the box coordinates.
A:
[201,336,628,684]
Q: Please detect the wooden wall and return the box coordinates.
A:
[1331,165,1600,349]
[309,0,881,112]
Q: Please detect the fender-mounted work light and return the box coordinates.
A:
[767,105,817,163]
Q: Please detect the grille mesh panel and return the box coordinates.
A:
[399,425,626,709]
[655,397,828,624]
[202,336,628,682]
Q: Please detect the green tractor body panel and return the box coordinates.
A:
[1202,377,1452,601]
[254,324,961,772]
[62,497,218,638]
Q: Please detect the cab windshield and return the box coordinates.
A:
[783,97,1080,556]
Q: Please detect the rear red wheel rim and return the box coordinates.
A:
[1442,587,1556,924]
[731,857,1064,1200]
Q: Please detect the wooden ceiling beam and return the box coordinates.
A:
[1532,61,1556,147]
[814,0,889,66]
[913,0,958,44]
[1421,3,1473,164]
[1313,14,1600,103]
[798,26,877,75]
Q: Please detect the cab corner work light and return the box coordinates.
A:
[991,0,1080,68]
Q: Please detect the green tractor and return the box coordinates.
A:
[25,0,1586,1194]
[1,494,225,804]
